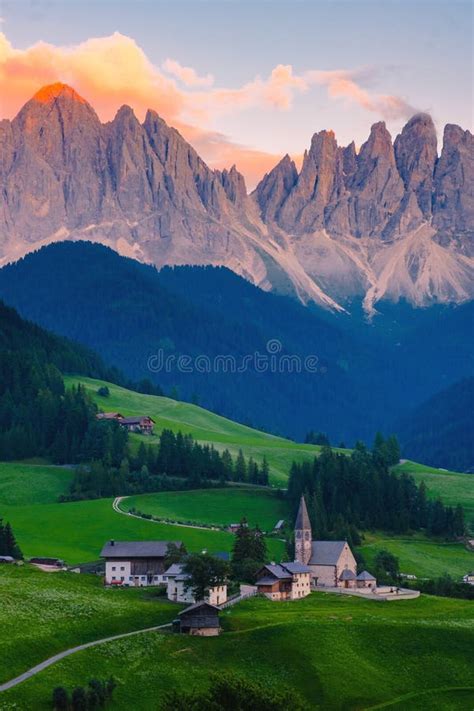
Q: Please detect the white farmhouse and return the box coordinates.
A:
[165,563,227,605]
[100,540,181,586]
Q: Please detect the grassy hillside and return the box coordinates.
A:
[64,375,332,484]
[123,488,288,531]
[359,533,474,580]
[0,463,285,564]
[394,461,474,527]
[0,565,180,685]
[2,584,473,710]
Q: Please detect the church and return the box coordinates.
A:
[294,496,358,588]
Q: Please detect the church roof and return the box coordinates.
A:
[295,496,311,530]
[356,570,376,581]
[309,541,347,566]
[339,568,357,581]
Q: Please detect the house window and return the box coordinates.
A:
[120,576,124,581]
[120,566,125,571]
[111,566,116,571]
[112,576,116,581]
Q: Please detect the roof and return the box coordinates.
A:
[274,519,285,529]
[295,496,311,531]
[0,555,14,562]
[120,416,155,425]
[309,541,348,566]
[178,601,220,616]
[339,568,357,581]
[164,563,184,576]
[356,570,376,581]
[281,561,311,574]
[257,561,310,583]
[256,577,279,586]
[100,540,179,558]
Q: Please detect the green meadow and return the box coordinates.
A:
[64,375,332,485]
[359,533,474,580]
[1,579,473,710]
[0,462,285,565]
[0,565,180,685]
[123,487,288,531]
[394,461,474,526]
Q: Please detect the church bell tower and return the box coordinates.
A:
[295,495,312,565]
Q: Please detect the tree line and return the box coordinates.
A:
[287,437,465,546]
[65,430,270,500]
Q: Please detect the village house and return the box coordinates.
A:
[463,572,474,585]
[175,601,221,636]
[96,413,155,435]
[165,563,227,605]
[294,496,363,588]
[255,561,311,600]
[100,540,181,586]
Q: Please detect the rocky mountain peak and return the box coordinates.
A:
[32,82,89,105]
[0,86,472,314]
[252,153,298,222]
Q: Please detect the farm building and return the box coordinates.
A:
[255,561,311,601]
[165,563,227,605]
[96,413,155,434]
[119,416,155,435]
[463,572,474,585]
[100,540,181,586]
[294,496,361,587]
[176,601,221,636]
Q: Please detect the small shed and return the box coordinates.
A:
[176,601,221,636]
[356,570,377,589]
[0,555,14,564]
[339,568,357,588]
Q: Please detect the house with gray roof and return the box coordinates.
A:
[294,496,358,588]
[164,562,227,606]
[255,561,311,600]
[100,539,182,587]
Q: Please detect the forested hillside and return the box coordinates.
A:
[398,378,474,472]
[0,301,123,461]
[1,242,472,448]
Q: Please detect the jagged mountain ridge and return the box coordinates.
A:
[0,83,472,314]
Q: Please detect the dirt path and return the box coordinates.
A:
[0,622,172,693]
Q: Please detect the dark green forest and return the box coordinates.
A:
[287,437,465,543]
[1,240,471,451]
[397,377,474,472]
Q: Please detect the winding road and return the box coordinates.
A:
[112,496,221,531]
[0,622,172,692]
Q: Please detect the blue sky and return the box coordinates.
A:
[1,0,472,185]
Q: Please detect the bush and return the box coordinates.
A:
[97,386,110,397]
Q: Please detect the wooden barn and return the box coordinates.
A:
[176,601,221,636]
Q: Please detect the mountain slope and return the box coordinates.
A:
[0,83,472,314]
[0,241,385,442]
[0,241,472,446]
[397,377,474,472]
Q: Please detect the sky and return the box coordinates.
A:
[0,0,472,187]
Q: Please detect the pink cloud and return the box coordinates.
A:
[163,58,214,88]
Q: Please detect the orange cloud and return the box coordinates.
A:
[0,31,416,187]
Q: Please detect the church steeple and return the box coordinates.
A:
[295,495,312,565]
